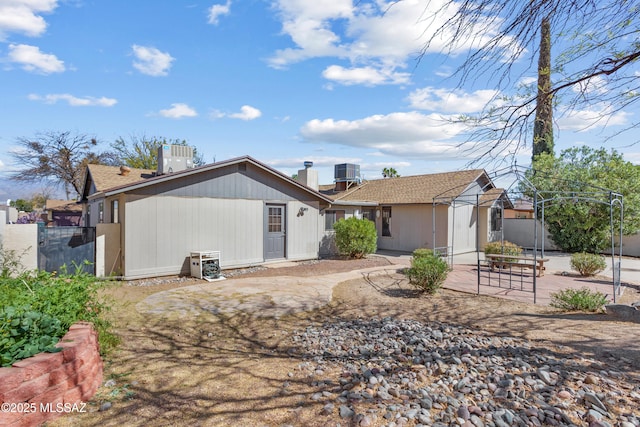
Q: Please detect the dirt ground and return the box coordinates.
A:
[51,257,640,427]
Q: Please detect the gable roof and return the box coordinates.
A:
[332,169,489,204]
[82,156,333,203]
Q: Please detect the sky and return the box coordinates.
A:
[1,0,638,201]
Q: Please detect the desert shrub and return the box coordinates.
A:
[333,217,377,259]
[484,241,522,262]
[405,252,449,294]
[570,252,606,276]
[412,248,436,261]
[0,268,118,367]
[550,287,608,312]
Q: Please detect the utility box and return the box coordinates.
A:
[157,144,194,175]
[190,251,222,281]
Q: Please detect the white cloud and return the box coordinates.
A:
[557,105,631,132]
[300,111,470,159]
[27,93,117,106]
[7,43,64,74]
[269,0,514,87]
[212,105,262,120]
[208,0,231,25]
[0,0,58,40]
[158,103,198,119]
[322,65,410,86]
[131,45,174,76]
[408,87,499,113]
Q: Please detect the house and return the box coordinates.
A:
[300,165,511,256]
[45,199,83,226]
[80,156,333,279]
[504,197,535,219]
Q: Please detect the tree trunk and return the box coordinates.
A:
[533,17,554,161]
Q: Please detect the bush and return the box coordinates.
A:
[333,217,377,259]
[0,268,118,367]
[484,241,522,262]
[570,252,606,276]
[0,306,63,367]
[405,252,449,294]
[550,287,608,312]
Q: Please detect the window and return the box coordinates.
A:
[98,202,104,223]
[362,208,376,222]
[382,206,392,236]
[111,200,119,224]
[491,207,502,231]
[325,210,345,230]
[268,207,282,232]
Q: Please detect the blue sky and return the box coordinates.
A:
[1,0,638,200]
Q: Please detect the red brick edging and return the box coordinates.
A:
[0,322,103,427]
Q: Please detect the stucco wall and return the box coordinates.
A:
[0,223,38,273]
[95,223,121,277]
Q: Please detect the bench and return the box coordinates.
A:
[486,254,549,277]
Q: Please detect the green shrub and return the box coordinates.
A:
[0,269,118,367]
[333,217,377,259]
[484,241,522,262]
[405,252,449,294]
[570,252,606,276]
[0,306,63,367]
[550,287,608,312]
[412,248,435,261]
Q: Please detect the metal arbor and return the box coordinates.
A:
[432,165,624,303]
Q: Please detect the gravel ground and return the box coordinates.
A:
[288,317,640,427]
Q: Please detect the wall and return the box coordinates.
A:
[0,323,103,427]
[502,218,561,251]
[286,200,320,261]
[95,223,121,277]
[0,223,38,273]
[376,204,445,252]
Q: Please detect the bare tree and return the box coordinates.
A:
[418,0,640,165]
[9,131,116,199]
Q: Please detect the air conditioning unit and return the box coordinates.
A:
[190,251,223,281]
[157,144,194,175]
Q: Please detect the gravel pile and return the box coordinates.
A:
[289,318,640,427]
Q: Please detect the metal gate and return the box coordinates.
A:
[38,225,96,275]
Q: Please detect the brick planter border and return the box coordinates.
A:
[0,322,103,427]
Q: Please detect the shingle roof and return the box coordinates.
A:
[86,164,155,193]
[479,187,513,209]
[333,169,488,204]
[45,199,83,212]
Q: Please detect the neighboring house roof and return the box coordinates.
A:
[45,199,83,212]
[331,169,490,204]
[81,156,334,203]
[479,188,514,209]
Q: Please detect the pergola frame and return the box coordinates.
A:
[432,165,624,303]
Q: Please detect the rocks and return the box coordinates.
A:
[291,317,640,427]
[604,304,640,322]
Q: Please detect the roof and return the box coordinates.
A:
[82,156,333,203]
[45,199,83,212]
[85,164,155,194]
[332,169,488,204]
[479,188,514,209]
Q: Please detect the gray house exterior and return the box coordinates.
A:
[81,156,332,280]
